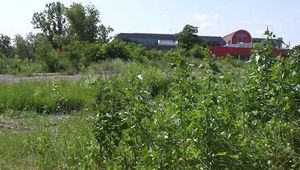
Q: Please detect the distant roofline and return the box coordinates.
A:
[117,33,224,37]
[116,31,283,45]
[199,35,223,38]
[223,29,251,38]
[118,33,176,36]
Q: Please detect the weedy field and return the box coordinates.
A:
[1,44,300,169]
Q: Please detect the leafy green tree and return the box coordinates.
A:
[98,24,114,43]
[176,24,206,51]
[32,1,67,49]
[0,34,14,57]
[14,34,36,60]
[66,3,100,42]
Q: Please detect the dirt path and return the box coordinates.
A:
[0,114,74,134]
[0,74,82,83]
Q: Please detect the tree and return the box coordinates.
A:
[66,3,100,42]
[98,25,114,43]
[0,34,13,57]
[32,1,67,49]
[176,24,206,51]
[14,34,35,60]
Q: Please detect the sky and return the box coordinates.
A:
[0,0,299,47]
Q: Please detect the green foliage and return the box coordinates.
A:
[176,24,206,51]
[65,41,104,64]
[66,3,101,42]
[0,81,97,115]
[34,36,79,74]
[102,40,130,60]
[0,130,35,169]
[14,34,36,60]
[0,57,45,76]
[188,44,208,59]
[32,2,67,49]
[94,65,168,167]
[1,113,101,169]
[98,24,114,43]
[0,34,14,57]
[101,40,149,61]
[28,115,99,169]
[93,37,300,169]
[36,42,61,73]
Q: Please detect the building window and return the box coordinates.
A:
[158,40,178,46]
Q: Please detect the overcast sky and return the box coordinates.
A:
[0,0,299,46]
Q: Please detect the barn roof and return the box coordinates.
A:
[116,33,177,40]
[116,33,226,46]
[199,36,226,46]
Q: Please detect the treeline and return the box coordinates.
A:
[0,1,208,75]
[0,2,119,74]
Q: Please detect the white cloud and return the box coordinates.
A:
[194,14,207,21]
[199,22,214,29]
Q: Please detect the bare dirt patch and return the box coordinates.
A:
[0,74,82,84]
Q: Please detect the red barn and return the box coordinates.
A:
[208,29,284,59]
[223,30,252,44]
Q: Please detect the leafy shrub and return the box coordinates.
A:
[102,40,131,60]
[143,49,165,60]
[0,57,45,76]
[101,40,149,62]
[188,44,207,59]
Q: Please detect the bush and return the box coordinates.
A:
[188,44,207,59]
[0,57,45,76]
[102,40,148,62]
[102,40,131,60]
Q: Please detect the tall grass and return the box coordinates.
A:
[0,80,98,115]
[28,114,99,169]
[0,57,46,76]
[0,132,36,169]
[0,113,98,169]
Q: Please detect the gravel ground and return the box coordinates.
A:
[0,74,82,83]
[0,114,74,134]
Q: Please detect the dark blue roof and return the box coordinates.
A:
[116,33,177,40]
[116,33,227,48]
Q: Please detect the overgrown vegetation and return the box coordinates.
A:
[0,81,98,115]
[91,35,300,169]
[1,1,299,169]
[1,34,300,169]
